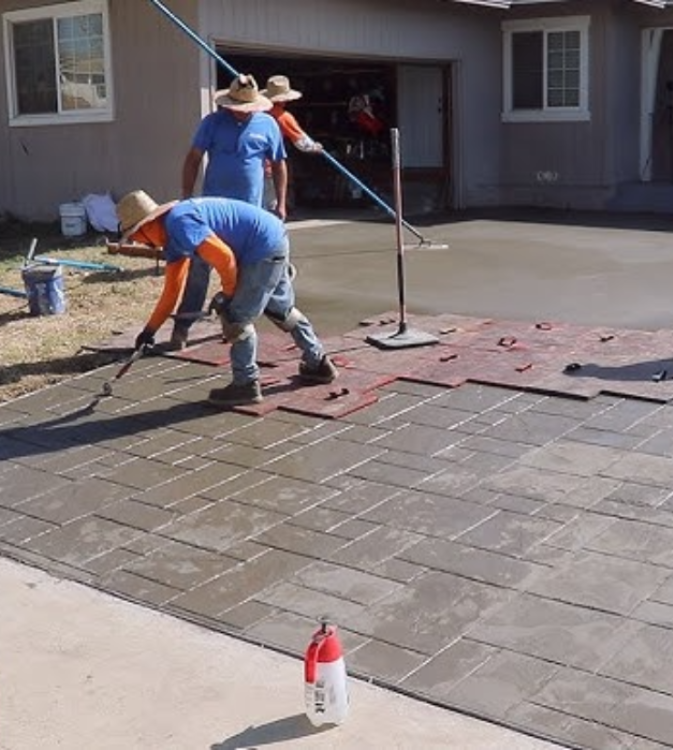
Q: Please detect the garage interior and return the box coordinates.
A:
[219,51,449,217]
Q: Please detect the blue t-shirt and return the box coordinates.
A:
[163,197,287,266]
[192,110,286,205]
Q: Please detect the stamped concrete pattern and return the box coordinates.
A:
[6,212,673,750]
[4,350,673,749]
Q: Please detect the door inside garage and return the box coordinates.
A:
[218,51,451,216]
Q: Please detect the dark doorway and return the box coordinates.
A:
[219,51,398,213]
[652,30,673,182]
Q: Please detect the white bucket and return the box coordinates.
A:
[59,202,87,237]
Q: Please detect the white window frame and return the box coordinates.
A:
[502,15,590,123]
[3,0,114,127]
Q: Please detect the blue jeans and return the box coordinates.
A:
[223,238,324,384]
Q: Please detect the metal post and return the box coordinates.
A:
[391,129,408,332]
[364,129,439,350]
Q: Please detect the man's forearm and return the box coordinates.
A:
[272,161,288,209]
[181,150,202,198]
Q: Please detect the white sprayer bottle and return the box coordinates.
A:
[304,618,349,727]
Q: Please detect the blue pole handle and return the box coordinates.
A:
[321,151,424,241]
[147,0,239,78]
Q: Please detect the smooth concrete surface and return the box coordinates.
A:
[0,557,566,750]
[289,211,673,333]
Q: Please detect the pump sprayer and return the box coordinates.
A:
[304,617,349,727]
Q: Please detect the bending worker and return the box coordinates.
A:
[116,190,338,408]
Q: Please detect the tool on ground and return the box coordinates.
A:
[0,285,27,299]
[33,256,122,272]
[146,0,447,248]
[366,129,440,350]
[23,237,38,266]
[100,346,147,397]
[171,311,211,322]
[0,237,36,299]
[564,362,582,373]
[106,239,164,261]
[304,617,349,727]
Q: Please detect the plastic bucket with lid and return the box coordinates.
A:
[59,202,87,237]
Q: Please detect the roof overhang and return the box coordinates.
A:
[451,0,673,7]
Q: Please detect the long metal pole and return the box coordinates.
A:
[146,0,430,244]
[391,129,408,333]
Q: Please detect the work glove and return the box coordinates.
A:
[134,327,155,351]
[207,292,236,342]
[207,291,230,317]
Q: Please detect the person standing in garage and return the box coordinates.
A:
[261,74,323,213]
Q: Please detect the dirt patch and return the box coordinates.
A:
[0,220,216,404]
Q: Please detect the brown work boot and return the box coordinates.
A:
[169,326,189,351]
[208,380,262,407]
[152,326,189,353]
[298,355,338,384]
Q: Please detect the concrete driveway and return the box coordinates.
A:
[3,209,673,750]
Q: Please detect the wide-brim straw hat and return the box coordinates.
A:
[261,75,302,103]
[214,73,272,112]
[117,190,177,241]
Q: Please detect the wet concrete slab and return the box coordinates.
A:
[6,211,673,749]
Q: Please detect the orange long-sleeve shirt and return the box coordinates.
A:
[146,233,237,332]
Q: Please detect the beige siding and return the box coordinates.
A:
[0,0,200,221]
[203,0,479,59]
[0,0,502,220]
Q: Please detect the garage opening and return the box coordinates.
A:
[218,51,451,217]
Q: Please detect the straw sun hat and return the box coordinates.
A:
[214,73,272,112]
[117,190,177,241]
[261,75,303,103]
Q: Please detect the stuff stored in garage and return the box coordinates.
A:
[218,53,398,212]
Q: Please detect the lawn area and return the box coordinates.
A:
[0,218,172,403]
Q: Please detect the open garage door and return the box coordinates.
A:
[217,51,450,215]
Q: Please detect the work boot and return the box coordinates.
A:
[298,355,338,384]
[168,326,189,351]
[152,326,189,353]
[208,380,262,407]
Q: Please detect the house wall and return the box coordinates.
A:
[499,1,609,209]
[499,0,673,211]
[0,0,200,222]
[199,0,504,208]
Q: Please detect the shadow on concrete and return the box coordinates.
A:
[0,351,122,388]
[210,713,333,749]
[431,206,673,233]
[564,358,673,382]
[0,399,213,462]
